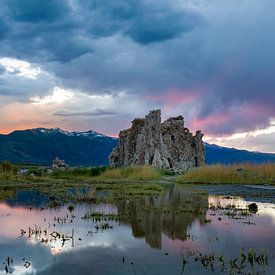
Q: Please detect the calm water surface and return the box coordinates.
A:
[0,184,274,274]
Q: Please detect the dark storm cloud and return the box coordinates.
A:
[53,109,116,117]
[6,0,70,22]
[0,17,9,39]
[191,1,275,134]
[0,0,89,62]
[80,0,199,44]
[126,5,197,45]
[0,0,274,136]
[0,0,200,62]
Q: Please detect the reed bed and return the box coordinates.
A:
[99,165,161,181]
[178,163,275,184]
[51,166,107,178]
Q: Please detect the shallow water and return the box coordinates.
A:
[0,184,274,274]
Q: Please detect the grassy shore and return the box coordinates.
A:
[1,161,275,189]
[0,162,166,201]
[0,165,162,186]
[178,163,275,185]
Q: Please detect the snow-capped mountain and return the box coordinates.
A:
[0,128,118,166]
[35,128,112,139]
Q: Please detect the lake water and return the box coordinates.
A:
[0,184,274,274]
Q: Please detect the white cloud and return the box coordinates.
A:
[30,87,74,105]
[205,120,275,153]
[0,57,41,79]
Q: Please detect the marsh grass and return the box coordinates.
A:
[67,188,97,203]
[99,165,161,181]
[0,173,18,182]
[0,161,19,174]
[178,163,275,184]
[51,166,107,178]
[0,161,21,185]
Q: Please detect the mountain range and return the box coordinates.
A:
[0,128,117,166]
[0,128,274,166]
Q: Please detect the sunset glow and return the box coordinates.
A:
[0,2,275,275]
[0,0,274,152]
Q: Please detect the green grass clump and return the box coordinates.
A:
[0,161,20,183]
[0,161,19,174]
[66,188,96,203]
[51,166,108,179]
[26,168,46,177]
[100,165,161,181]
[178,163,275,184]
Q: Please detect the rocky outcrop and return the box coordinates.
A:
[109,110,205,173]
[52,157,69,170]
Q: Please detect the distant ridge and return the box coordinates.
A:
[0,128,117,166]
[204,143,275,164]
[0,128,274,166]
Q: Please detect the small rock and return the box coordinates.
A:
[248,203,258,213]
[52,157,69,170]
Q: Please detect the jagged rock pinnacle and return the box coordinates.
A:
[109,110,205,173]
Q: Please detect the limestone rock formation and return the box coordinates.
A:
[109,110,205,173]
[52,157,69,170]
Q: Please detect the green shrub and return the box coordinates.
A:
[160,169,176,176]
[51,166,108,178]
[26,168,45,177]
[0,161,19,174]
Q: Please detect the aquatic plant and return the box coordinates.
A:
[67,205,75,212]
[183,247,269,273]
[67,188,97,203]
[82,212,121,222]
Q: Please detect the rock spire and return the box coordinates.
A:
[109,110,205,173]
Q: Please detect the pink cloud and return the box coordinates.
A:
[145,88,200,107]
[191,111,229,133]
[190,102,275,136]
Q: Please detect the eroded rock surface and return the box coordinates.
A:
[109,110,205,173]
[52,157,69,170]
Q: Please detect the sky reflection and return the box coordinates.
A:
[0,185,274,274]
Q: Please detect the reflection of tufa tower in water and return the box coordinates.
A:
[109,110,205,173]
[115,186,208,249]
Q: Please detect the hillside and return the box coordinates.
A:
[205,143,275,164]
[0,128,117,166]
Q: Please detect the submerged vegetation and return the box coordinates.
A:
[181,247,269,274]
[178,163,275,185]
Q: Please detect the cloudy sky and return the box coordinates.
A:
[0,0,274,153]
